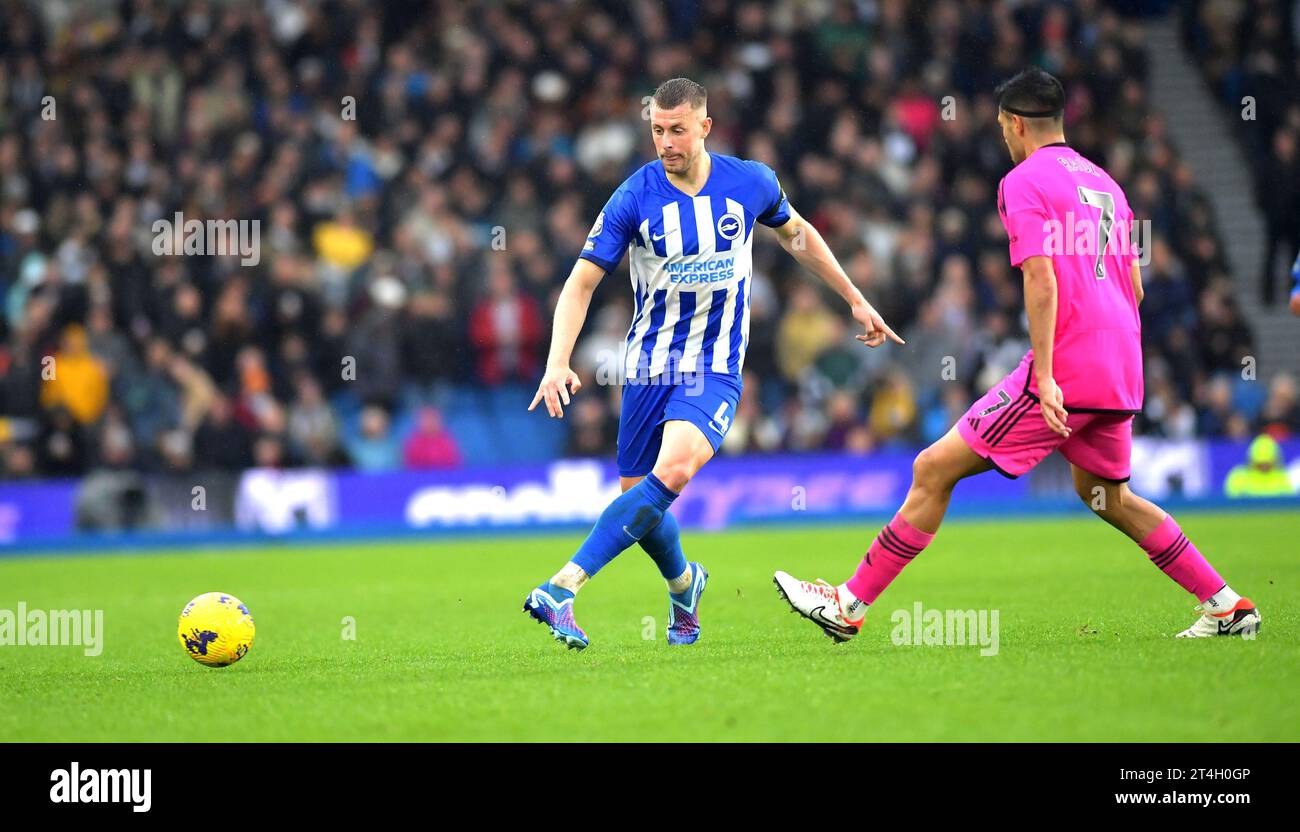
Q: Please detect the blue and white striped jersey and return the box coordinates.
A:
[580,153,791,380]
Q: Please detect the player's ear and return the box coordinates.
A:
[699,115,712,139]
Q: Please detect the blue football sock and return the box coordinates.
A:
[571,473,678,578]
[639,510,689,582]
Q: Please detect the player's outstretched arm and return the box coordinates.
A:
[529,258,606,418]
[771,206,903,347]
[1022,255,1069,438]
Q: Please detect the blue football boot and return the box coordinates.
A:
[523,583,589,650]
[666,562,708,645]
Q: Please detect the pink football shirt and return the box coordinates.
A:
[998,143,1143,412]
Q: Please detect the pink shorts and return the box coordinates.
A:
[956,360,1134,482]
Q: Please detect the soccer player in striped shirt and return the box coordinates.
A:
[775,67,1261,641]
[524,78,902,649]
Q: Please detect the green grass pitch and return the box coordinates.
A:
[1,509,1295,742]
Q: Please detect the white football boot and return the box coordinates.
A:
[1176,597,1260,638]
[773,571,863,642]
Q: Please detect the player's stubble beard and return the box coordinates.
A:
[661,145,705,180]
[661,149,693,175]
[1003,131,1026,165]
[999,113,1027,165]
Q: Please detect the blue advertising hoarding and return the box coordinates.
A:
[1,439,1296,550]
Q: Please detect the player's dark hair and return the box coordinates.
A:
[653,77,707,110]
[995,67,1065,121]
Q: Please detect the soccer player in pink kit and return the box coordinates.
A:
[774,67,1261,640]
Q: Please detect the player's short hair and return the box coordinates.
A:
[995,67,1065,121]
[652,77,707,111]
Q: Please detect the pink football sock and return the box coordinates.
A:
[845,513,935,604]
[1138,515,1224,602]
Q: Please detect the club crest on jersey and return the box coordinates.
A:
[588,212,604,238]
[716,212,742,241]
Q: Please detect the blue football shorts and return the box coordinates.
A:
[616,372,743,477]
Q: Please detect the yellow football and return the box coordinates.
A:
[178,592,255,667]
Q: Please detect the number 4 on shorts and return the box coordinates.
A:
[708,401,731,435]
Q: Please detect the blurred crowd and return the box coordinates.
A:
[0,0,1291,483]
[1183,0,1300,307]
